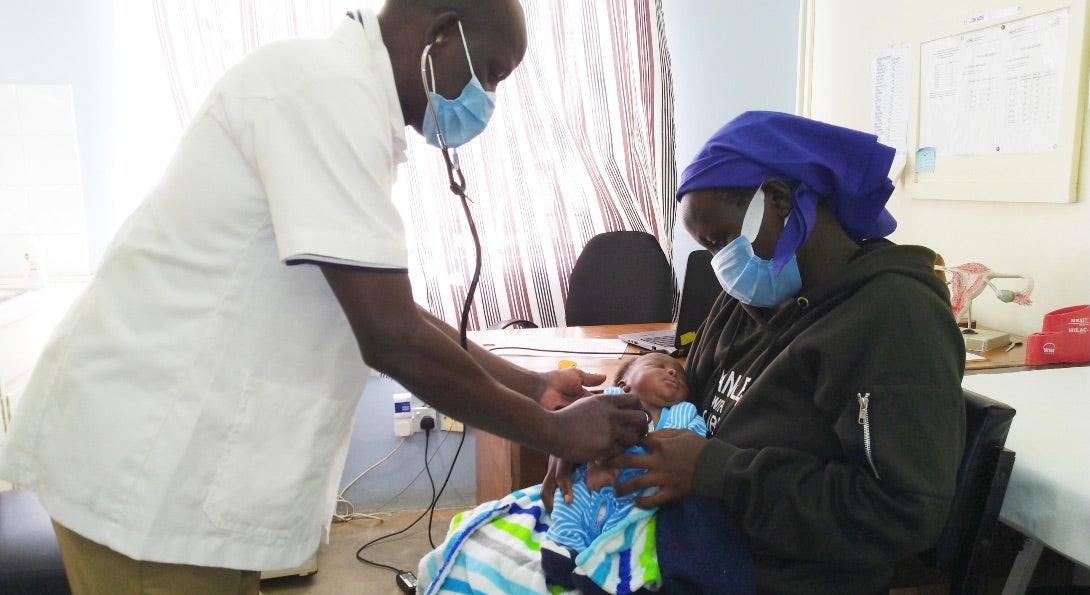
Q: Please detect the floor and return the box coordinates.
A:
[260,508,465,595]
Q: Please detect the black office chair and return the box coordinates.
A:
[889,388,1017,595]
[0,489,71,595]
[564,231,675,326]
[487,318,538,330]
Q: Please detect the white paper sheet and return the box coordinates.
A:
[919,9,1068,156]
[871,43,910,181]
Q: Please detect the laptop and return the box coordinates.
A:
[619,250,721,357]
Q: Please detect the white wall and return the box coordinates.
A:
[0,0,117,270]
[662,0,801,285]
[806,0,1090,337]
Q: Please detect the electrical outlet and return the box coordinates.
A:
[441,416,464,432]
[411,406,437,434]
[393,393,413,437]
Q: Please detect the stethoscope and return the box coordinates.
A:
[352,9,481,349]
[419,29,481,351]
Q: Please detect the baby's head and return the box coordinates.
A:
[614,352,689,410]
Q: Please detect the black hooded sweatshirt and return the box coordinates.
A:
[685,240,966,594]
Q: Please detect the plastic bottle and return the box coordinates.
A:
[23,228,48,287]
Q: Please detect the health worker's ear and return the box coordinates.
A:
[424,12,460,49]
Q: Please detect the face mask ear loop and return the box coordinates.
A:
[456,21,477,80]
[739,186,765,242]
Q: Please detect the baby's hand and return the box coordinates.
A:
[584,461,621,491]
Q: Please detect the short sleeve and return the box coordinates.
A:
[253,77,408,269]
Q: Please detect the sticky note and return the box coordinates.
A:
[915,147,936,173]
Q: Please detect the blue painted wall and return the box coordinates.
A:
[662,0,800,284]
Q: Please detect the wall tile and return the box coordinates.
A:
[0,87,19,135]
[29,185,86,234]
[22,134,81,186]
[0,187,30,234]
[16,85,77,136]
[0,236,27,277]
[0,135,26,186]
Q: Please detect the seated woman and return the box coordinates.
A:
[419,111,965,595]
[605,111,966,594]
[542,353,707,594]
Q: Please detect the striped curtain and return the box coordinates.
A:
[151,0,339,128]
[151,0,676,329]
[402,0,677,329]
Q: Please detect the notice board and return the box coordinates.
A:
[804,0,1090,203]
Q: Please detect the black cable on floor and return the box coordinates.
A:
[354,429,438,574]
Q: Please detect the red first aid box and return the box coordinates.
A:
[1025,305,1090,365]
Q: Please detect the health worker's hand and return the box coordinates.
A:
[537,368,606,410]
[544,392,647,463]
[610,428,707,508]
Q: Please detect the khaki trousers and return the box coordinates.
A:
[52,522,261,595]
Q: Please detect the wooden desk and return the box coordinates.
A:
[473,323,1032,503]
[473,323,669,503]
[965,335,1027,371]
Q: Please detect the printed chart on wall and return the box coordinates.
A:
[920,9,1067,157]
[907,3,1089,203]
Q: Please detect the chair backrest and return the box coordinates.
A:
[564,231,675,326]
[921,388,1017,595]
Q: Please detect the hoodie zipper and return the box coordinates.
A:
[857,392,881,480]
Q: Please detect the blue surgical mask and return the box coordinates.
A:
[421,21,496,149]
[710,187,802,307]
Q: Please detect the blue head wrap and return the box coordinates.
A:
[676,111,897,273]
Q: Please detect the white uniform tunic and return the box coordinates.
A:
[0,11,407,571]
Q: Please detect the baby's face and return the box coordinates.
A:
[620,353,689,409]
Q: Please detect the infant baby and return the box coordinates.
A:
[543,352,707,594]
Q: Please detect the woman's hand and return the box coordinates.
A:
[610,428,707,508]
[536,368,607,410]
[585,461,621,491]
[541,455,574,513]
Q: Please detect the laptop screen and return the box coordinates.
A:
[617,250,721,356]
